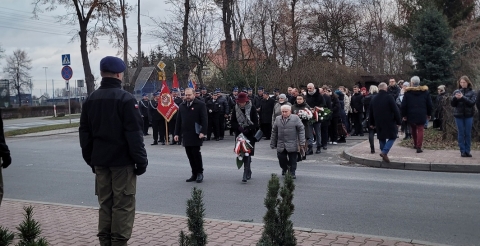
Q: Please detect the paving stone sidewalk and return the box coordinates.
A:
[343,140,480,173]
[0,199,438,246]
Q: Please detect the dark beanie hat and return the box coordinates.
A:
[100,56,126,73]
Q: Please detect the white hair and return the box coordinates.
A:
[378,82,387,90]
[410,76,420,87]
[280,105,291,111]
[307,83,315,88]
[369,85,379,94]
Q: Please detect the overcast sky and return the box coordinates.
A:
[0,0,172,97]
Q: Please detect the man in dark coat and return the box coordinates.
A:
[79,56,148,246]
[0,108,12,206]
[369,82,402,163]
[174,88,208,183]
[215,89,230,140]
[259,91,275,140]
[228,87,239,136]
[206,93,222,141]
[401,76,433,153]
[138,93,150,136]
[387,78,400,100]
[149,92,166,145]
[253,86,264,110]
[350,85,364,136]
[306,83,325,154]
[320,87,332,149]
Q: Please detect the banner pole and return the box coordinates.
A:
[165,119,169,145]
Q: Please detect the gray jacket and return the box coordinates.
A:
[270,114,306,153]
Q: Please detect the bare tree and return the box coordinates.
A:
[150,0,219,86]
[3,49,32,106]
[131,0,143,86]
[33,0,123,95]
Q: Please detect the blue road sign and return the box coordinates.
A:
[61,66,73,80]
[62,54,71,66]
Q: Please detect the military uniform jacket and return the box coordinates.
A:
[149,99,162,121]
[139,99,149,118]
[79,77,147,169]
[175,98,208,147]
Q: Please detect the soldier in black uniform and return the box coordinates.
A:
[228,87,238,136]
[138,93,150,136]
[195,89,205,102]
[206,93,221,141]
[168,88,183,145]
[200,87,211,102]
[215,88,230,140]
[253,86,264,111]
[149,91,166,145]
[247,88,255,102]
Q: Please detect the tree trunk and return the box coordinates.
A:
[290,0,298,66]
[121,0,130,92]
[16,73,21,107]
[180,0,190,87]
[222,0,234,65]
[131,0,142,88]
[79,23,95,95]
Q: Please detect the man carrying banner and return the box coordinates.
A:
[168,88,183,145]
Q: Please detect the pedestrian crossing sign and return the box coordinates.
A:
[62,54,71,66]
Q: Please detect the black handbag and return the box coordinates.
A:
[254,129,263,142]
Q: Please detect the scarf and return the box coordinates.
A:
[307,89,316,95]
[235,102,253,128]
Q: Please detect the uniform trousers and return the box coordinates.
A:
[152,119,166,143]
[95,165,136,246]
[142,115,149,135]
[185,146,204,175]
[218,115,226,138]
[208,113,220,140]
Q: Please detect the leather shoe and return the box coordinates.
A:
[281,170,286,176]
[151,141,158,145]
[196,173,204,183]
[466,152,472,157]
[416,148,423,153]
[186,175,197,182]
[379,153,390,163]
[315,147,321,154]
[461,152,467,157]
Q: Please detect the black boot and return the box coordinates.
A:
[306,145,313,155]
[243,156,252,181]
[151,141,158,145]
[315,146,321,154]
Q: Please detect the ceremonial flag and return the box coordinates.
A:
[157,80,178,122]
[172,72,179,89]
[172,63,179,89]
[187,79,196,90]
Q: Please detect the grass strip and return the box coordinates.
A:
[5,122,79,137]
[43,114,81,120]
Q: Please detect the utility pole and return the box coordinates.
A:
[43,67,48,97]
[52,79,55,99]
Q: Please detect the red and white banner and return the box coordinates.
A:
[157,81,178,122]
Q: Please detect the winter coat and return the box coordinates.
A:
[259,96,276,124]
[291,102,312,138]
[149,99,162,121]
[369,90,402,140]
[387,85,400,100]
[216,95,230,115]
[231,102,258,155]
[174,98,208,147]
[363,92,377,116]
[435,92,447,120]
[350,92,364,113]
[270,114,306,153]
[79,77,147,169]
[401,85,433,125]
[451,88,476,119]
[138,99,150,118]
[272,101,292,123]
[330,95,341,119]
[306,89,325,108]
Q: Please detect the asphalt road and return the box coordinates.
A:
[3,133,480,246]
[3,116,80,132]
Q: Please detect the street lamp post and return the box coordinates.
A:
[43,67,48,98]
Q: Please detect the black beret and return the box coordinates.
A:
[100,56,126,73]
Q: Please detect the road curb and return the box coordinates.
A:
[3,198,446,246]
[9,128,78,138]
[343,141,480,173]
